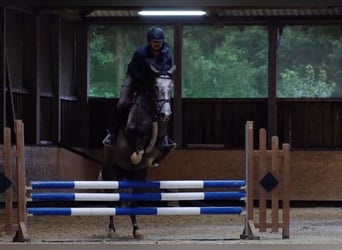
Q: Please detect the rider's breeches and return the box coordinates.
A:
[107,75,133,133]
[116,75,133,112]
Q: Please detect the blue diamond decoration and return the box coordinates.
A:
[259,172,278,192]
[0,172,12,193]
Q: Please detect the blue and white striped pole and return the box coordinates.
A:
[30,191,246,201]
[27,207,243,216]
[30,180,246,189]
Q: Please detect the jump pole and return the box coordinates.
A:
[28,191,246,202]
[27,207,244,216]
[29,180,246,189]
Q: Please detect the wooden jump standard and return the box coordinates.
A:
[241,121,290,239]
[0,120,29,242]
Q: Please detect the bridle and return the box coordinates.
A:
[153,74,173,120]
[129,74,172,121]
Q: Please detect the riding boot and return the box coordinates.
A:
[102,115,124,146]
[102,122,121,146]
[151,136,176,165]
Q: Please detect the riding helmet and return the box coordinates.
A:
[147,28,165,42]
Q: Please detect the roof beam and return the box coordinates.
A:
[3,0,342,8]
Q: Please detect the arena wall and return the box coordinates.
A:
[18,147,342,202]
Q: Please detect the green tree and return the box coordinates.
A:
[89,24,341,99]
[278,65,336,97]
[89,25,173,98]
[183,25,267,98]
[277,25,341,97]
[89,26,116,97]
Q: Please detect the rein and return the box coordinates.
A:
[131,91,154,113]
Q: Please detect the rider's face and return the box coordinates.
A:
[149,40,163,52]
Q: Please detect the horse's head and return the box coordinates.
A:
[150,64,176,122]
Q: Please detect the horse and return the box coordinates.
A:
[100,64,176,239]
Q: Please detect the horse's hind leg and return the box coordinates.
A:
[125,196,144,239]
[130,215,144,239]
[127,167,148,239]
[101,151,120,237]
[99,173,117,237]
[108,215,116,237]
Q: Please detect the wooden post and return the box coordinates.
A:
[271,136,279,232]
[241,121,259,239]
[13,120,30,242]
[258,128,267,232]
[3,127,13,235]
[282,143,290,239]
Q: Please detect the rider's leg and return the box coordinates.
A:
[103,75,133,145]
[117,75,133,112]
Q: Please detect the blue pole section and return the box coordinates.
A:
[31,181,75,189]
[31,193,76,201]
[27,207,72,216]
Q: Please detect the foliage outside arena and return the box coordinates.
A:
[89,25,342,98]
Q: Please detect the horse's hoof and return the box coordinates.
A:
[131,151,143,165]
[146,158,159,168]
[107,229,117,238]
[133,229,144,239]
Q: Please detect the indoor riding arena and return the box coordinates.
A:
[1,0,342,246]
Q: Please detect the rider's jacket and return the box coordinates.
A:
[126,42,173,87]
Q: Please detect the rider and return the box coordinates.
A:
[103,27,176,155]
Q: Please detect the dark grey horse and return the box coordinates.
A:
[100,65,176,238]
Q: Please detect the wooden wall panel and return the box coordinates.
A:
[40,96,52,142]
[182,100,267,148]
[88,98,117,147]
[60,19,76,96]
[60,99,85,146]
[278,101,342,148]
[333,103,342,147]
[22,146,342,201]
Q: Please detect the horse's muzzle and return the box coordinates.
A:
[159,102,172,122]
[160,113,171,122]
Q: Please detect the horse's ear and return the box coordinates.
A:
[167,64,176,74]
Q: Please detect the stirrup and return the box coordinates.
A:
[160,141,176,154]
[102,133,113,146]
